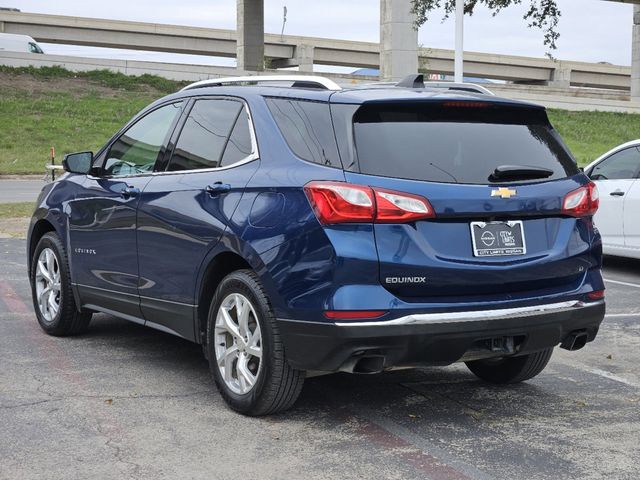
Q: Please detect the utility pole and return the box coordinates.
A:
[454,0,464,83]
[633,5,640,100]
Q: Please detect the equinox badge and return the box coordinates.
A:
[491,187,517,199]
[385,277,427,284]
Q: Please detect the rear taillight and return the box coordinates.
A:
[304,182,374,224]
[562,182,599,217]
[304,181,434,225]
[587,290,605,300]
[374,188,434,223]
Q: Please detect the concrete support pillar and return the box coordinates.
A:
[632,6,640,101]
[549,62,571,89]
[380,0,418,82]
[295,44,314,72]
[270,44,314,71]
[237,0,264,71]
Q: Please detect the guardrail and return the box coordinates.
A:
[0,10,633,91]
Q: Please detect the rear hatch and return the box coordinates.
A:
[331,98,597,300]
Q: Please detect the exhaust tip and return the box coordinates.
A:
[340,355,386,374]
[561,330,589,351]
[353,356,385,374]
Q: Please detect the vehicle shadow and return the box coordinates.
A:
[81,313,609,431]
[26,311,633,480]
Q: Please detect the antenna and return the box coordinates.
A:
[280,6,287,42]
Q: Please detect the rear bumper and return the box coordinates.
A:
[277,300,605,372]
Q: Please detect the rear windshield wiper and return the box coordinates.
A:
[490,165,554,182]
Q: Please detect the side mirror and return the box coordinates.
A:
[62,151,93,174]
[585,167,602,180]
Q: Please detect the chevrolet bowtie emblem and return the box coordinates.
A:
[491,187,517,199]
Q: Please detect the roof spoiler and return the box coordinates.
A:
[396,74,495,95]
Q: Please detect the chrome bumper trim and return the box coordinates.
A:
[335,300,604,327]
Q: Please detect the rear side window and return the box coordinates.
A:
[220,106,253,167]
[343,103,578,184]
[169,99,247,171]
[266,98,342,169]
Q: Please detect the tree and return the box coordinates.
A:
[411,0,561,56]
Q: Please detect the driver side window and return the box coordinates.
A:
[104,102,182,177]
[28,42,44,54]
[590,147,640,181]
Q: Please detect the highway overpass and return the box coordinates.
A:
[0,9,634,88]
[0,3,639,110]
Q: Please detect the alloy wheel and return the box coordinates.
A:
[214,293,263,395]
[34,247,61,323]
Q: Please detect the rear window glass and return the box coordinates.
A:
[266,98,342,169]
[348,103,578,184]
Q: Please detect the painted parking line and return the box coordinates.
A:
[311,383,495,480]
[359,411,496,480]
[353,414,480,480]
[604,278,640,289]
[605,312,640,318]
[0,279,131,454]
[585,368,639,388]
[0,280,30,314]
[567,365,640,389]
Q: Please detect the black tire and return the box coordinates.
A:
[206,270,304,416]
[465,348,553,384]
[30,232,92,336]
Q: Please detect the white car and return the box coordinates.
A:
[0,33,44,54]
[585,140,640,259]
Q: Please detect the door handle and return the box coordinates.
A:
[120,186,140,199]
[205,182,231,196]
[610,190,625,197]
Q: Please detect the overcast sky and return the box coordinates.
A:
[7,0,635,66]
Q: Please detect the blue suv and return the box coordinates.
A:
[28,75,605,415]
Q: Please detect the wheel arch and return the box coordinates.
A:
[27,218,57,275]
[195,250,254,345]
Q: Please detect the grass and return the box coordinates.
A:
[0,90,161,174]
[0,66,638,173]
[547,109,640,166]
[0,202,35,218]
[0,90,157,174]
[0,67,185,175]
[0,65,186,94]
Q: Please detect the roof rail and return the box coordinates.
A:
[180,75,342,92]
[396,74,495,96]
[424,81,495,96]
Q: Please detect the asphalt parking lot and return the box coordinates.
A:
[1,238,639,480]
